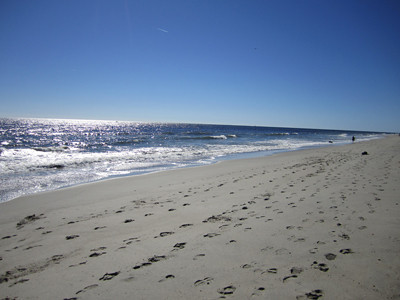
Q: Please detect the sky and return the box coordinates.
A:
[0,0,399,132]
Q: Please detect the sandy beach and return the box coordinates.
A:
[0,136,399,299]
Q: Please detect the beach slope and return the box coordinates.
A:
[1,136,399,299]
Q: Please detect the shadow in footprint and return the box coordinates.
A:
[340,248,353,254]
[99,272,119,281]
[173,242,186,250]
[203,233,220,238]
[194,277,213,286]
[156,232,175,238]
[218,285,236,295]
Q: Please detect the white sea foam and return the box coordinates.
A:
[0,140,319,202]
[211,135,228,139]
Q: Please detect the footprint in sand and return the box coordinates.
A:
[218,285,236,295]
[156,232,175,238]
[8,278,30,287]
[339,233,350,240]
[179,223,193,228]
[148,255,167,263]
[99,272,119,280]
[251,286,266,296]
[241,264,253,269]
[291,267,303,274]
[159,274,175,282]
[123,237,139,245]
[203,233,220,238]
[312,261,329,272]
[24,245,43,250]
[194,277,214,286]
[283,275,298,282]
[193,254,206,261]
[16,214,43,229]
[203,215,232,223]
[89,252,106,258]
[133,255,168,269]
[340,248,354,254]
[325,253,337,260]
[69,261,87,267]
[262,268,278,274]
[173,242,186,250]
[133,262,152,269]
[76,284,99,295]
[296,289,324,299]
[2,235,17,240]
[94,226,106,230]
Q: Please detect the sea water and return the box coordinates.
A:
[0,118,385,203]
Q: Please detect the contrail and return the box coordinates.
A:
[157,28,168,33]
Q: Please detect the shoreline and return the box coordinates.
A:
[2,135,384,204]
[0,139,358,205]
[1,136,399,299]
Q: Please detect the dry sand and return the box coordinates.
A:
[1,136,399,299]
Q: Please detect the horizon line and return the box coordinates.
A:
[0,115,392,134]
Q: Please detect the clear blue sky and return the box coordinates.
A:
[1,0,399,132]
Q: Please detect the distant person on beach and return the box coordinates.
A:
[352,136,356,142]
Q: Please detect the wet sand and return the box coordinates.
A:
[1,136,399,299]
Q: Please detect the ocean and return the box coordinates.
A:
[0,118,385,203]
